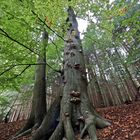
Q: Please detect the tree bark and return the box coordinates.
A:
[31,95,61,140]
[49,7,111,140]
[33,33,47,127]
[13,30,48,137]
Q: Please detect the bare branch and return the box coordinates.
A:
[0,28,62,74]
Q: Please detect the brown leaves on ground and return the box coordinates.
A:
[96,101,140,140]
[0,121,29,140]
[0,101,140,140]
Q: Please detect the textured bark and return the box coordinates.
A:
[31,95,61,140]
[14,31,48,138]
[48,7,110,140]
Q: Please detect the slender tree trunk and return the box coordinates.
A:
[85,55,104,107]
[109,70,122,105]
[92,48,112,106]
[107,49,133,102]
[106,50,122,105]
[33,31,47,127]
[114,47,138,98]
[92,66,106,107]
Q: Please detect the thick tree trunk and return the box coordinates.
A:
[49,7,110,140]
[26,30,48,127]
[12,31,48,138]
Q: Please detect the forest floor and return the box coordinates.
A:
[0,101,140,140]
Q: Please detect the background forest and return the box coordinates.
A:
[0,0,140,139]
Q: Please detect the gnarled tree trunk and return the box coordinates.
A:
[49,7,110,140]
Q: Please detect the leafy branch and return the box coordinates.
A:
[0,28,39,56]
[49,37,62,62]
[0,28,62,73]
[31,10,65,41]
[0,63,62,77]
[7,65,31,80]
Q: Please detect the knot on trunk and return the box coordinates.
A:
[70,91,80,97]
[70,97,81,104]
[64,112,69,117]
[65,37,73,43]
[78,116,85,122]
[74,63,80,70]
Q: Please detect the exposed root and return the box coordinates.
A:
[31,96,61,140]
[64,117,75,140]
[9,128,32,140]
[49,122,64,140]
[87,123,97,140]
[9,115,34,140]
[95,117,111,129]
[80,109,111,140]
[80,124,87,138]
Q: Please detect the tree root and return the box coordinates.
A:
[87,123,97,140]
[9,128,32,140]
[64,117,75,140]
[49,122,64,140]
[95,116,111,129]
[11,102,110,140]
[80,124,88,138]
[80,112,111,140]
[9,94,61,140]
[31,96,61,140]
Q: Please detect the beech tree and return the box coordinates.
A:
[20,7,110,140]
[1,0,140,139]
[46,7,110,140]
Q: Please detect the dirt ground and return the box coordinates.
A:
[0,101,140,140]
